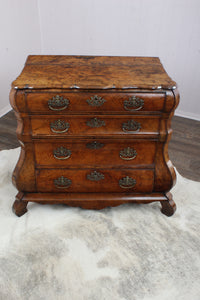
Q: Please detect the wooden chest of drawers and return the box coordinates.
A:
[10,55,179,217]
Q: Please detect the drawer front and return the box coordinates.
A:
[34,140,157,168]
[26,92,165,113]
[31,115,160,137]
[36,169,154,193]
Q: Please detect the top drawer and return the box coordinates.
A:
[26,92,165,114]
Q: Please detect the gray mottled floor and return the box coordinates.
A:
[0,148,200,300]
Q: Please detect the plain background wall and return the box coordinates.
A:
[0,0,41,115]
[1,0,200,120]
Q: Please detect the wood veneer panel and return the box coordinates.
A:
[36,168,154,193]
[30,115,160,137]
[13,56,176,90]
[26,91,165,113]
[34,139,156,169]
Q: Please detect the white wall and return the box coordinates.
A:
[1,0,200,120]
[38,0,200,120]
[0,0,41,115]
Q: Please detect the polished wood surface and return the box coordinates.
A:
[26,91,165,113]
[8,55,182,216]
[13,56,176,90]
[1,111,199,182]
[36,168,154,193]
[12,192,168,217]
[160,192,176,217]
[12,192,170,217]
[34,139,156,168]
[30,114,160,137]
[12,192,28,217]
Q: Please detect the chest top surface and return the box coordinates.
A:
[12,55,176,91]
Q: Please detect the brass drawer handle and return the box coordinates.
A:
[124,96,144,111]
[53,146,71,160]
[50,119,70,133]
[86,117,106,128]
[122,120,141,133]
[86,141,104,149]
[54,176,71,188]
[119,147,137,160]
[48,95,69,111]
[87,171,104,181]
[119,176,136,189]
[86,95,106,106]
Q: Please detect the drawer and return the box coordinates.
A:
[36,169,154,193]
[31,115,160,137]
[26,92,165,113]
[34,139,157,168]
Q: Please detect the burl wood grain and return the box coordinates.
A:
[36,168,154,193]
[26,91,165,113]
[1,112,198,182]
[30,115,160,137]
[34,139,156,169]
[12,56,176,90]
[10,55,179,217]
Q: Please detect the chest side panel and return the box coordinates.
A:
[9,89,36,192]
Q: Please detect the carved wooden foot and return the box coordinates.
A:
[160,192,176,217]
[12,192,28,217]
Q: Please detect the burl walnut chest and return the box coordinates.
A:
[10,55,179,217]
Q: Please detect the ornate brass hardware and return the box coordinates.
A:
[123,96,144,111]
[86,95,106,106]
[54,176,72,188]
[86,141,104,149]
[119,176,136,189]
[50,119,70,133]
[119,147,137,160]
[122,120,141,133]
[48,95,69,111]
[53,146,71,160]
[87,170,105,181]
[86,117,106,128]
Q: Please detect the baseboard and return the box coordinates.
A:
[175,110,200,121]
[0,105,11,118]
